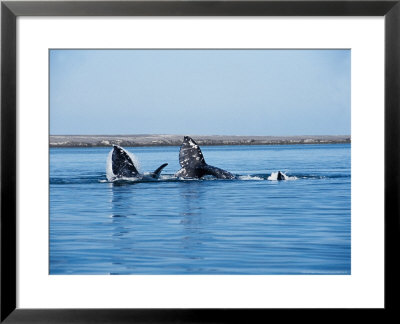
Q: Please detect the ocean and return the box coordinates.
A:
[49,143,351,275]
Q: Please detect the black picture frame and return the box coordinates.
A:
[1,0,399,322]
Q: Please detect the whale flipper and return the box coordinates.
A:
[202,164,236,179]
[112,145,139,178]
[175,136,235,179]
[150,163,168,178]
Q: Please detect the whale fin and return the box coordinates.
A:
[179,136,206,169]
[202,165,236,179]
[111,145,139,178]
[150,163,168,178]
[277,171,285,180]
[175,136,235,179]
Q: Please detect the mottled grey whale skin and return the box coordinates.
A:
[174,136,236,179]
[110,145,168,180]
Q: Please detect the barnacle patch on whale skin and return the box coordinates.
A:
[179,136,206,169]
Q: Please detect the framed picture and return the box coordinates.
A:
[1,0,399,322]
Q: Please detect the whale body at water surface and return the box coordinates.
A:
[174,136,236,179]
[108,140,289,182]
[108,145,168,181]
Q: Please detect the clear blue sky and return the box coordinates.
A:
[50,49,350,136]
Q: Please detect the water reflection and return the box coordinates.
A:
[179,182,205,218]
[108,184,138,272]
[178,182,214,269]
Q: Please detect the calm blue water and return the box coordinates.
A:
[49,144,351,275]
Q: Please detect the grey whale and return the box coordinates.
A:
[108,139,288,182]
[109,145,168,181]
[174,136,236,179]
[174,136,288,180]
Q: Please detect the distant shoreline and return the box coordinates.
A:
[49,134,351,148]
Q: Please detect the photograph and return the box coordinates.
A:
[49,49,351,275]
[3,0,399,320]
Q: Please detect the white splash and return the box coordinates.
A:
[238,175,264,181]
[158,174,176,181]
[106,150,114,181]
[126,150,141,173]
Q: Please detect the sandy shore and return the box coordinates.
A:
[49,134,351,147]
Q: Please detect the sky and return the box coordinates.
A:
[50,49,350,136]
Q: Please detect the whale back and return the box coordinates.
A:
[179,136,206,169]
[111,145,139,178]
